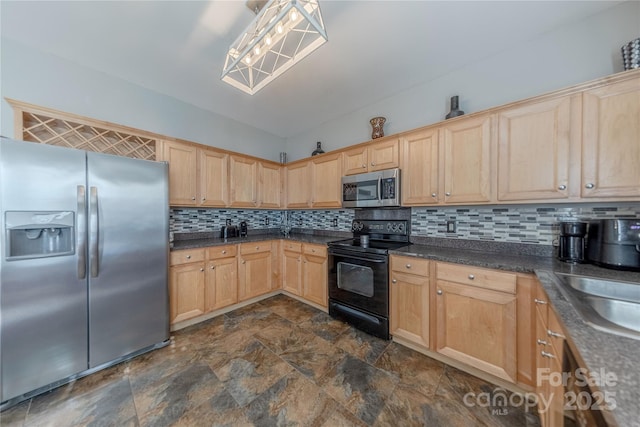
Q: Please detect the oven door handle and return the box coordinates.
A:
[331,253,387,264]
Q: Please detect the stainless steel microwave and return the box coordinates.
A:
[342,168,400,208]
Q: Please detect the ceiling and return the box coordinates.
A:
[1,1,621,139]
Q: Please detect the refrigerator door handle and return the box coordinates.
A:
[89,186,99,277]
[77,185,87,279]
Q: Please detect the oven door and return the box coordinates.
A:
[328,248,389,316]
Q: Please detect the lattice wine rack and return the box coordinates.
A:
[9,100,160,161]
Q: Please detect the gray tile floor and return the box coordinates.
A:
[1,295,541,426]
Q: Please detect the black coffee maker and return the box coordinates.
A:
[558,221,588,263]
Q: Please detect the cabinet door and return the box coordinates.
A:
[199,149,228,207]
[163,141,197,206]
[390,271,430,349]
[282,248,302,295]
[205,257,237,312]
[229,155,258,207]
[582,78,640,198]
[311,152,343,207]
[343,146,368,175]
[497,96,574,201]
[401,128,439,205]
[369,138,399,171]
[441,114,493,204]
[169,263,205,324]
[436,280,516,382]
[238,247,272,301]
[285,161,311,208]
[258,162,282,208]
[303,251,328,308]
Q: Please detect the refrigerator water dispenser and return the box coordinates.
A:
[5,211,75,260]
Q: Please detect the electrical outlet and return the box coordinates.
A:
[298,218,303,226]
[265,218,269,226]
[332,218,338,227]
[446,220,457,233]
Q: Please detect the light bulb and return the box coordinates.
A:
[289,9,298,21]
[276,22,284,34]
[245,55,252,65]
[265,34,272,46]
[254,45,261,55]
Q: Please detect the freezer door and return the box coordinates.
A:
[86,152,169,367]
[0,139,88,402]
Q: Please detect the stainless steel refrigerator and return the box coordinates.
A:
[0,137,169,405]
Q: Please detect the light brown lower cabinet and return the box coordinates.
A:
[390,255,431,349]
[302,244,328,308]
[238,241,274,301]
[435,262,517,383]
[169,249,206,324]
[282,241,303,295]
[204,245,238,311]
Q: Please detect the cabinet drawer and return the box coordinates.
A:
[283,241,302,252]
[391,255,430,277]
[170,248,206,265]
[533,282,550,325]
[303,244,327,257]
[240,242,271,254]
[436,262,516,294]
[207,244,237,260]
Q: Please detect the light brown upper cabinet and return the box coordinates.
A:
[200,149,229,207]
[229,155,258,207]
[497,95,578,202]
[343,137,399,175]
[400,128,439,205]
[162,141,198,206]
[582,77,640,199]
[310,152,343,208]
[441,114,493,204]
[258,161,282,208]
[285,161,311,208]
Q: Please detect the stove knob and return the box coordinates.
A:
[387,223,392,231]
[398,223,405,232]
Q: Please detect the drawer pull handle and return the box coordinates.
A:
[468,274,475,280]
[256,246,259,250]
[534,298,547,305]
[536,339,548,346]
[585,183,595,189]
[222,250,227,254]
[437,289,443,295]
[541,351,555,359]
[547,329,565,339]
[392,279,397,284]
[186,255,191,259]
[405,264,411,269]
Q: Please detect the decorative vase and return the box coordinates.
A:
[370,117,386,139]
[311,141,325,156]
[445,96,464,119]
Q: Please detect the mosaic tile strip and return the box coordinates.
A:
[411,204,640,245]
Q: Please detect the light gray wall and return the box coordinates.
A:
[284,1,640,162]
[0,38,286,162]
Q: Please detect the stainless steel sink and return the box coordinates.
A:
[552,273,640,340]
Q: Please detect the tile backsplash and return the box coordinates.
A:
[171,203,640,246]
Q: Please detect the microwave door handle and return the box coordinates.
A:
[378,176,383,202]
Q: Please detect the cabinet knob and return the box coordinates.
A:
[311,249,315,252]
[191,197,196,200]
[202,197,206,201]
[371,162,376,166]
[362,164,366,168]
[437,289,443,295]
[534,298,547,305]
[541,351,555,359]
[186,255,191,259]
[392,279,397,284]
[585,183,595,189]
[431,193,437,198]
[468,274,475,280]
[222,250,227,254]
[558,185,566,191]
[405,264,411,269]
[445,192,451,197]
[242,260,246,264]
[200,268,204,272]
[536,339,548,346]
[547,329,565,339]
[256,246,260,250]
[210,265,215,270]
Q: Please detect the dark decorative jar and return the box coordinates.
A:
[311,141,325,156]
[370,117,386,139]
[445,96,464,119]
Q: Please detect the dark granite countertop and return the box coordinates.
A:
[170,232,639,424]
